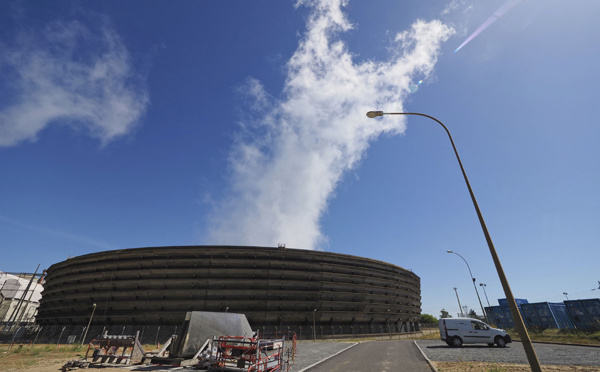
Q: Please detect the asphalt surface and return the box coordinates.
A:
[416,340,600,367]
[293,341,356,371]
[301,340,432,372]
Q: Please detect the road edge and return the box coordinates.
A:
[413,340,438,372]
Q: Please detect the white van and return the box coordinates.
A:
[439,318,512,347]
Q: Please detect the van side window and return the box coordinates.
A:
[471,321,488,330]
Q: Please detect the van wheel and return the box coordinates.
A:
[451,336,463,347]
[495,336,507,347]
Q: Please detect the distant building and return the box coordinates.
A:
[0,272,44,324]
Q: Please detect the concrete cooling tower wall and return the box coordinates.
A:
[37,246,421,335]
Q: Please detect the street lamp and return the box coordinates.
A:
[480,283,491,307]
[366,111,541,371]
[312,309,317,342]
[386,309,392,339]
[81,303,96,346]
[447,250,488,322]
[563,292,569,300]
[453,287,464,317]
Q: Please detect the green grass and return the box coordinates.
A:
[0,344,87,370]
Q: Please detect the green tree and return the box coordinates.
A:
[469,309,477,317]
[420,313,438,324]
[440,308,452,318]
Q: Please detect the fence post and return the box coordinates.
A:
[32,326,42,346]
[57,326,66,347]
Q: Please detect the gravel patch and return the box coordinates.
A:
[416,340,600,367]
[292,341,356,371]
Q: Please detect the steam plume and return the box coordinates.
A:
[206,0,453,249]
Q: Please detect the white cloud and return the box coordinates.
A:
[206,1,454,249]
[0,20,148,147]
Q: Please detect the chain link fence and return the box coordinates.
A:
[1,320,420,345]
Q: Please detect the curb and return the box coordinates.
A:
[413,340,438,372]
[296,342,359,372]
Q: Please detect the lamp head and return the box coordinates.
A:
[366,111,384,118]
[447,250,453,253]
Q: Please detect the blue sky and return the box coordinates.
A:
[1,0,599,318]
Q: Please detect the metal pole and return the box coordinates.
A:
[448,250,488,322]
[14,276,42,325]
[366,111,542,372]
[3,265,39,332]
[386,309,392,339]
[57,326,66,347]
[0,276,8,308]
[312,309,317,342]
[453,287,464,317]
[32,326,42,345]
[480,283,491,307]
[81,303,96,345]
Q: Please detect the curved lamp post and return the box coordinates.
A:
[366,111,541,372]
[447,250,487,322]
[480,283,491,307]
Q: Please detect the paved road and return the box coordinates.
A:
[416,340,600,367]
[293,341,356,371]
[304,340,432,372]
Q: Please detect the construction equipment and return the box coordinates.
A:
[208,331,296,372]
[64,311,296,370]
[84,330,145,365]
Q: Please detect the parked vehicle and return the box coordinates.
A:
[439,318,512,347]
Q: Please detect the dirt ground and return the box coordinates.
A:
[0,346,138,372]
[5,359,600,372]
[3,345,600,372]
[433,361,600,372]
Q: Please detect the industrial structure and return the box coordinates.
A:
[0,271,44,325]
[36,246,422,336]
